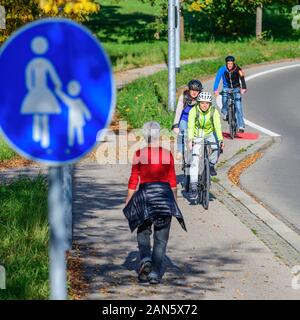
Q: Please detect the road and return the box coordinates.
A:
[67,60,300,299]
[240,60,300,233]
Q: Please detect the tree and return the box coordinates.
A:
[139,0,188,41]
[0,0,100,43]
[188,0,298,37]
[256,4,263,39]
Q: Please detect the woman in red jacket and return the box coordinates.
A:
[123,121,186,285]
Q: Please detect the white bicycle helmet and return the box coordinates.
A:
[197,91,212,103]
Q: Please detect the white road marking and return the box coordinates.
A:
[244,119,280,137]
[246,63,300,81]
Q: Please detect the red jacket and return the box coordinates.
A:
[128,146,177,190]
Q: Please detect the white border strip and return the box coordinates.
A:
[244,119,280,137]
[246,63,300,81]
[244,63,300,137]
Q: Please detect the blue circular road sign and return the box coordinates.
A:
[0,18,115,165]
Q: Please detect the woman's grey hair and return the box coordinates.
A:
[143,121,161,143]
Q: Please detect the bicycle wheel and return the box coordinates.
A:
[228,104,236,139]
[197,175,203,204]
[185,172,190,192]
[183,154,190,193]
[202,158,211,210]
[233,104,238,137]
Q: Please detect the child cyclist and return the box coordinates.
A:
[187,92,224,199]
[172,79,203,160]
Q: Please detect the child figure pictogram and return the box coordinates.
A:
[56,81,91,147]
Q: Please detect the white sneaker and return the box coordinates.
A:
[189,184,198,200]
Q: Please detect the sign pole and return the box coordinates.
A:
[63,164,73,251]
[48,166,67,300]
[168,0,176,112]
[175,0,181,73]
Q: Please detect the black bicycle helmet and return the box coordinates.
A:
[188,79,203,92]
[225,55,235,62]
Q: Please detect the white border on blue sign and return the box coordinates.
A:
[0,17,116,167]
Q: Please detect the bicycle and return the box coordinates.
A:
[193,140,220,210]
[221,90,237,139]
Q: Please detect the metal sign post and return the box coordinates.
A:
[0,18,115,300]
[175,0,181,73]
[63,164,73,251]
[168,0,176,112]
[48,166,67,299]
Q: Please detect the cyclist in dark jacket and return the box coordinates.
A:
[213,56,247,132]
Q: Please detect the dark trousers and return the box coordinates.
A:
[137,216,171,277]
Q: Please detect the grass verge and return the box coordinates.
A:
[117,41,300,128]
[0,136,16,162]
[0,176,49,300]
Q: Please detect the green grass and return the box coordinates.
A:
[84,0,300,72]
[211,177,220,183]
[0,136,16,161]
[0,176,49,300]
[117,40,300,128]
[235,148,247,156]
[251,229,258,236]
[103,40,240,72]
[217,160,227,169]
[88,0,164,44]
[235,144,255,156]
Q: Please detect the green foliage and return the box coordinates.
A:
[187,0,298,36]
[0,0,100,43]
[132,0,299,37]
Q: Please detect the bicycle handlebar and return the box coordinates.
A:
[193,141,219,146]
[220,89,237,95]
[193,140,223,153]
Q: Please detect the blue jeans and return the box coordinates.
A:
[222,88,245,129]
[137,216,171,278]
[177,119,188,154]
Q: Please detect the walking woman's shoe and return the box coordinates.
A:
[148,272,160,285]
[138,260,152,282]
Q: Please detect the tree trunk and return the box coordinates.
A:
[256,4,263,39]
[180,0,185,42]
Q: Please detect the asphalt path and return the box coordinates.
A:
[240,60,300,233]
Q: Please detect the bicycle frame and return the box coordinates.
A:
[221,89,238,139]
[192,139,219,209]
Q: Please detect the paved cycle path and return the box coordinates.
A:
[72,136,300,300]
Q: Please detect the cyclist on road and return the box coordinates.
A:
[172,79,203,160]
[187,92,224,200]
[214,56,247,133]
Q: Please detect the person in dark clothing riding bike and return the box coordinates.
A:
[213,56,247,133]
[172,79,203,160]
